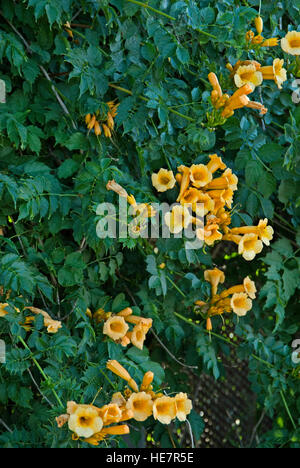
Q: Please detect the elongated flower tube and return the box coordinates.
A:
[140,371,154,391]
[204,268,225,296]
[106,360,139,392]
[117,307,133,317]
[208,72,223,98]
[255,16,263,34]
[106,180,128,199]
[176,165,191,201]
[25,306,62,334]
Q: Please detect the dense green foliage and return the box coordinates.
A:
[0,0,299,448]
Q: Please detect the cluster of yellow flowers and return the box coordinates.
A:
[56,360,192,446]
[106,179,155,236]
[151,156,273,260]
[85,101,119,138]
[246,16,300,57]
[245,16,279,47]
[90,306,152,350]
[208,74,267,120]
[0,300,62,334]
[195,268,256,331]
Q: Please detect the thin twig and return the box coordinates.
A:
[27,369,54,408]
[186,419,195,448]
[0,11,76,129]
[248,409,266,447]
[0,418,13,433]
[150,328,198,370]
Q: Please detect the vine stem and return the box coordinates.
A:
[18,336,64,409]
[280,390,297,430]
[125,0,218,39]
[109,83,195,122]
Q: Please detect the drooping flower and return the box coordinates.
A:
[234,64,263,91]
[165,205,192,234]
[153,396,177,425]
[254,16,263,35]
[204,268,225,296]
[243,276,257,300]
[176,165,191,201]
[68,404,103,439]
[260,59,287,89]
[103,316,129,341]
[238,233,263,261]
[174,393,193,422]
[281,31,300,55]
[197,222,223,246]
[126,392,153,422]
[231,292,252,317]
[152,169,176,192]
[106,360,139,392]
[196,192,215,215]
[190,164,213,188]
[25,307,62,334]
[180,187,200,205]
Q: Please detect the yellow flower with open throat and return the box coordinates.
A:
[261,59,287,89]
[165,205,192,234]
[68,404,103,439]
[153,396,177,425]
[152,169,176,192]
[174,393,192,422]
[257,218,274,246]
[231,292,252,317]
[126,392,153,422]
[238,233,263,261]
[234,64,263,91]
[190,164,213,188]
[281,31,300,55]
[103,316,129,341]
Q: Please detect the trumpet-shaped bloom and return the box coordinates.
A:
[190,164,212,188]
[261,59,287,89]
[152,169,176,192]
[25,307,62,333]
[197,192,215,216]
[68,405,103,439]
[281,31,300,55]
[180,187,200,205]
[165,205,192,234]
[231,293,252,317]
[126,392,153,422]
[238,233,263,261]
[103,316,129,341]
[257,219,274,246]
[99,404,122,425]
[243,276,257,300]
[197,223,223,246]
[204,268,225,296]
[207,154,226,174]
[106,360,139,392]
[130,323,147,350]
[234,64,263,91]
[153,396,177,425]
[174,393,192,421]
